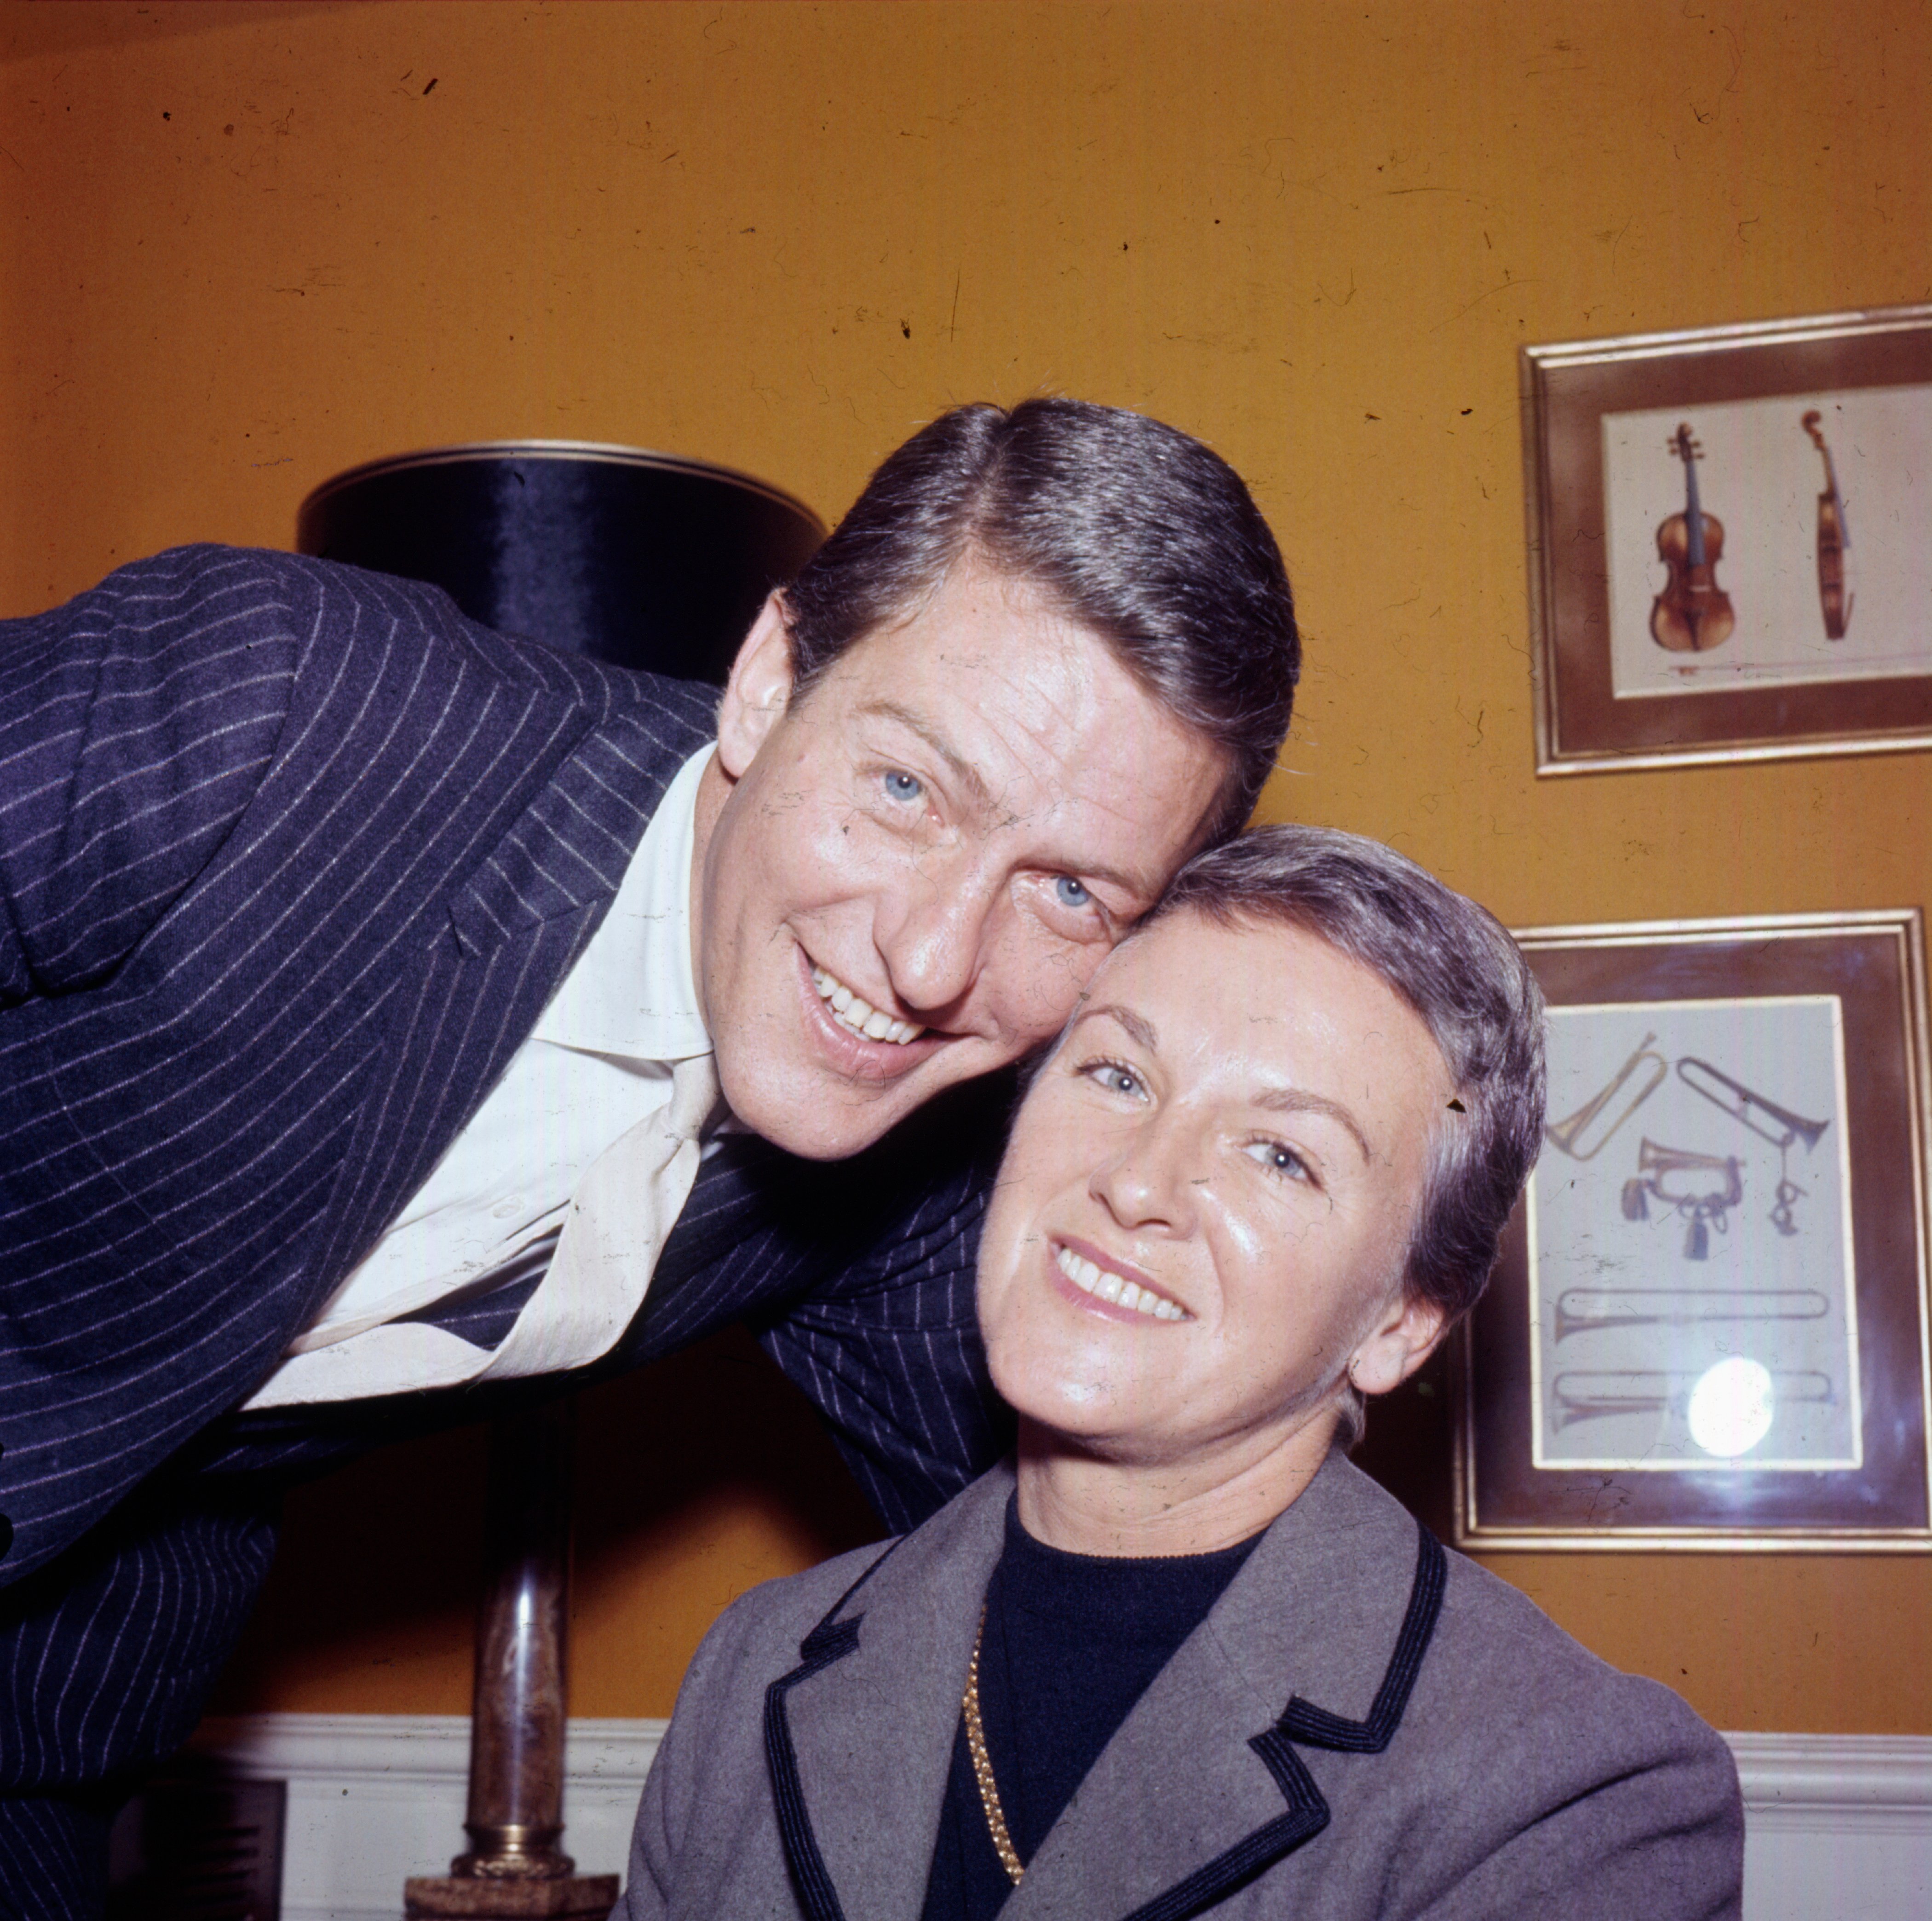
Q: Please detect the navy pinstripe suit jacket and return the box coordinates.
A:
[0,548,1008,1830]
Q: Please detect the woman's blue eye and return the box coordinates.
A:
[1245,1140,1310,1183]
[1054,876,1092,909]
[1085,1062,1142,1098]
[883,771,924,803]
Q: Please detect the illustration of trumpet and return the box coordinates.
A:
[1553,1286,1830,1343]
[1621,1138,1743,1259]
[1678,1056,1829,1237]
[1545,1032,1667,1161]
[1550,1368,1832,1431]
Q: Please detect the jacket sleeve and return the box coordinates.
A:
[614,1586,785,1921]
[0,548,317,1586]
[756,1151,1014,1536]
[1412,1682,1744,1921]
[0,546,305,1005]
[616,1688,693,1921]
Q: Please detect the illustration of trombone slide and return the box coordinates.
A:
[1530,998,1858,1470]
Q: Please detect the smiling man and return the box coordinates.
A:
[697,556,1223,1158]
[0,399,1298,1912]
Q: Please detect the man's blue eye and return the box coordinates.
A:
[883,771,923,803]
[1054,876,1092,909]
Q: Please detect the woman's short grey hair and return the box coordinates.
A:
[1147,825,1546,1440]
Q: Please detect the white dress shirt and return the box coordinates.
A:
[248,744,717,1401]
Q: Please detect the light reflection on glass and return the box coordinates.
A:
[1687,1356,1775,1457]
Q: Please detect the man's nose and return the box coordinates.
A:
[870,854,997,1017]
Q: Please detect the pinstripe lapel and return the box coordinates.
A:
[305,695,713,1299]
[445,703,694,952]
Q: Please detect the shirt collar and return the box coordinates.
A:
[530,743,713,1062]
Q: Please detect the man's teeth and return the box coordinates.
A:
[811,965,926,1045]
[1054,1245,1187,1321]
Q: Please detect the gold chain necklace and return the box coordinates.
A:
[962,1607,1025,1886]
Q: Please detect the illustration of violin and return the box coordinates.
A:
[1801,410,1853,640]
[1650,423,1736,653]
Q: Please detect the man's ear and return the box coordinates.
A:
[715,592,797,779]
[1347,1292,1449,1399]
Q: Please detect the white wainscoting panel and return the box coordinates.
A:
[186,1717,1932,1921]
[1725,1733,1932,1921]
[187,1715,660,1921]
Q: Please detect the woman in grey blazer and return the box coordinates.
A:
[617,826,1745,1921]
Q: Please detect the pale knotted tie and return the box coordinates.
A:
[246,1051,721,1408]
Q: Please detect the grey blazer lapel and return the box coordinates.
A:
[766,1465,1015,1921]
[763,1455,1444,1921]
[1006,1454,1446,1921]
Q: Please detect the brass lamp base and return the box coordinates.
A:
[402,1873,620,1919]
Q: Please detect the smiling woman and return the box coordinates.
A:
[979,822,1549,1551]
[616,825,1746,1921]
[978,907,1457,1551]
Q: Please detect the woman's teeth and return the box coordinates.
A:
[812,965,926,1045]
[1054,1245,1186,1321]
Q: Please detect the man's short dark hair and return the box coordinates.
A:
[1150,825,1547,1336]
[780,398,1300,840]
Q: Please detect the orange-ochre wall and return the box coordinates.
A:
[5,0,1931,1733]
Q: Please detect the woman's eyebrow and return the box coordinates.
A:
[1253,1086,1372,1163]
[1068,1003,1159,1052]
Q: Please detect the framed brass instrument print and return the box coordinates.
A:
[1521,304,1932,774]
[1457,911,1932,1551]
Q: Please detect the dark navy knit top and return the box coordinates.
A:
[920,1496,1262,1920]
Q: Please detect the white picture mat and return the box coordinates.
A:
[1602,384,1932,699]
[1529,996,1859,1472]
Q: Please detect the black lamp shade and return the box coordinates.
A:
[296,440,825,688]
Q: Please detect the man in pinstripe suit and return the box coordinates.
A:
[0,400,1300,1915]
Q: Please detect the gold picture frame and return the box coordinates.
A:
[1456,910,1932,1552]
[1523,304,1932,774]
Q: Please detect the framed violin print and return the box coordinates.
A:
[1456,909,1932,1551]
[1520,303,1932,774]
